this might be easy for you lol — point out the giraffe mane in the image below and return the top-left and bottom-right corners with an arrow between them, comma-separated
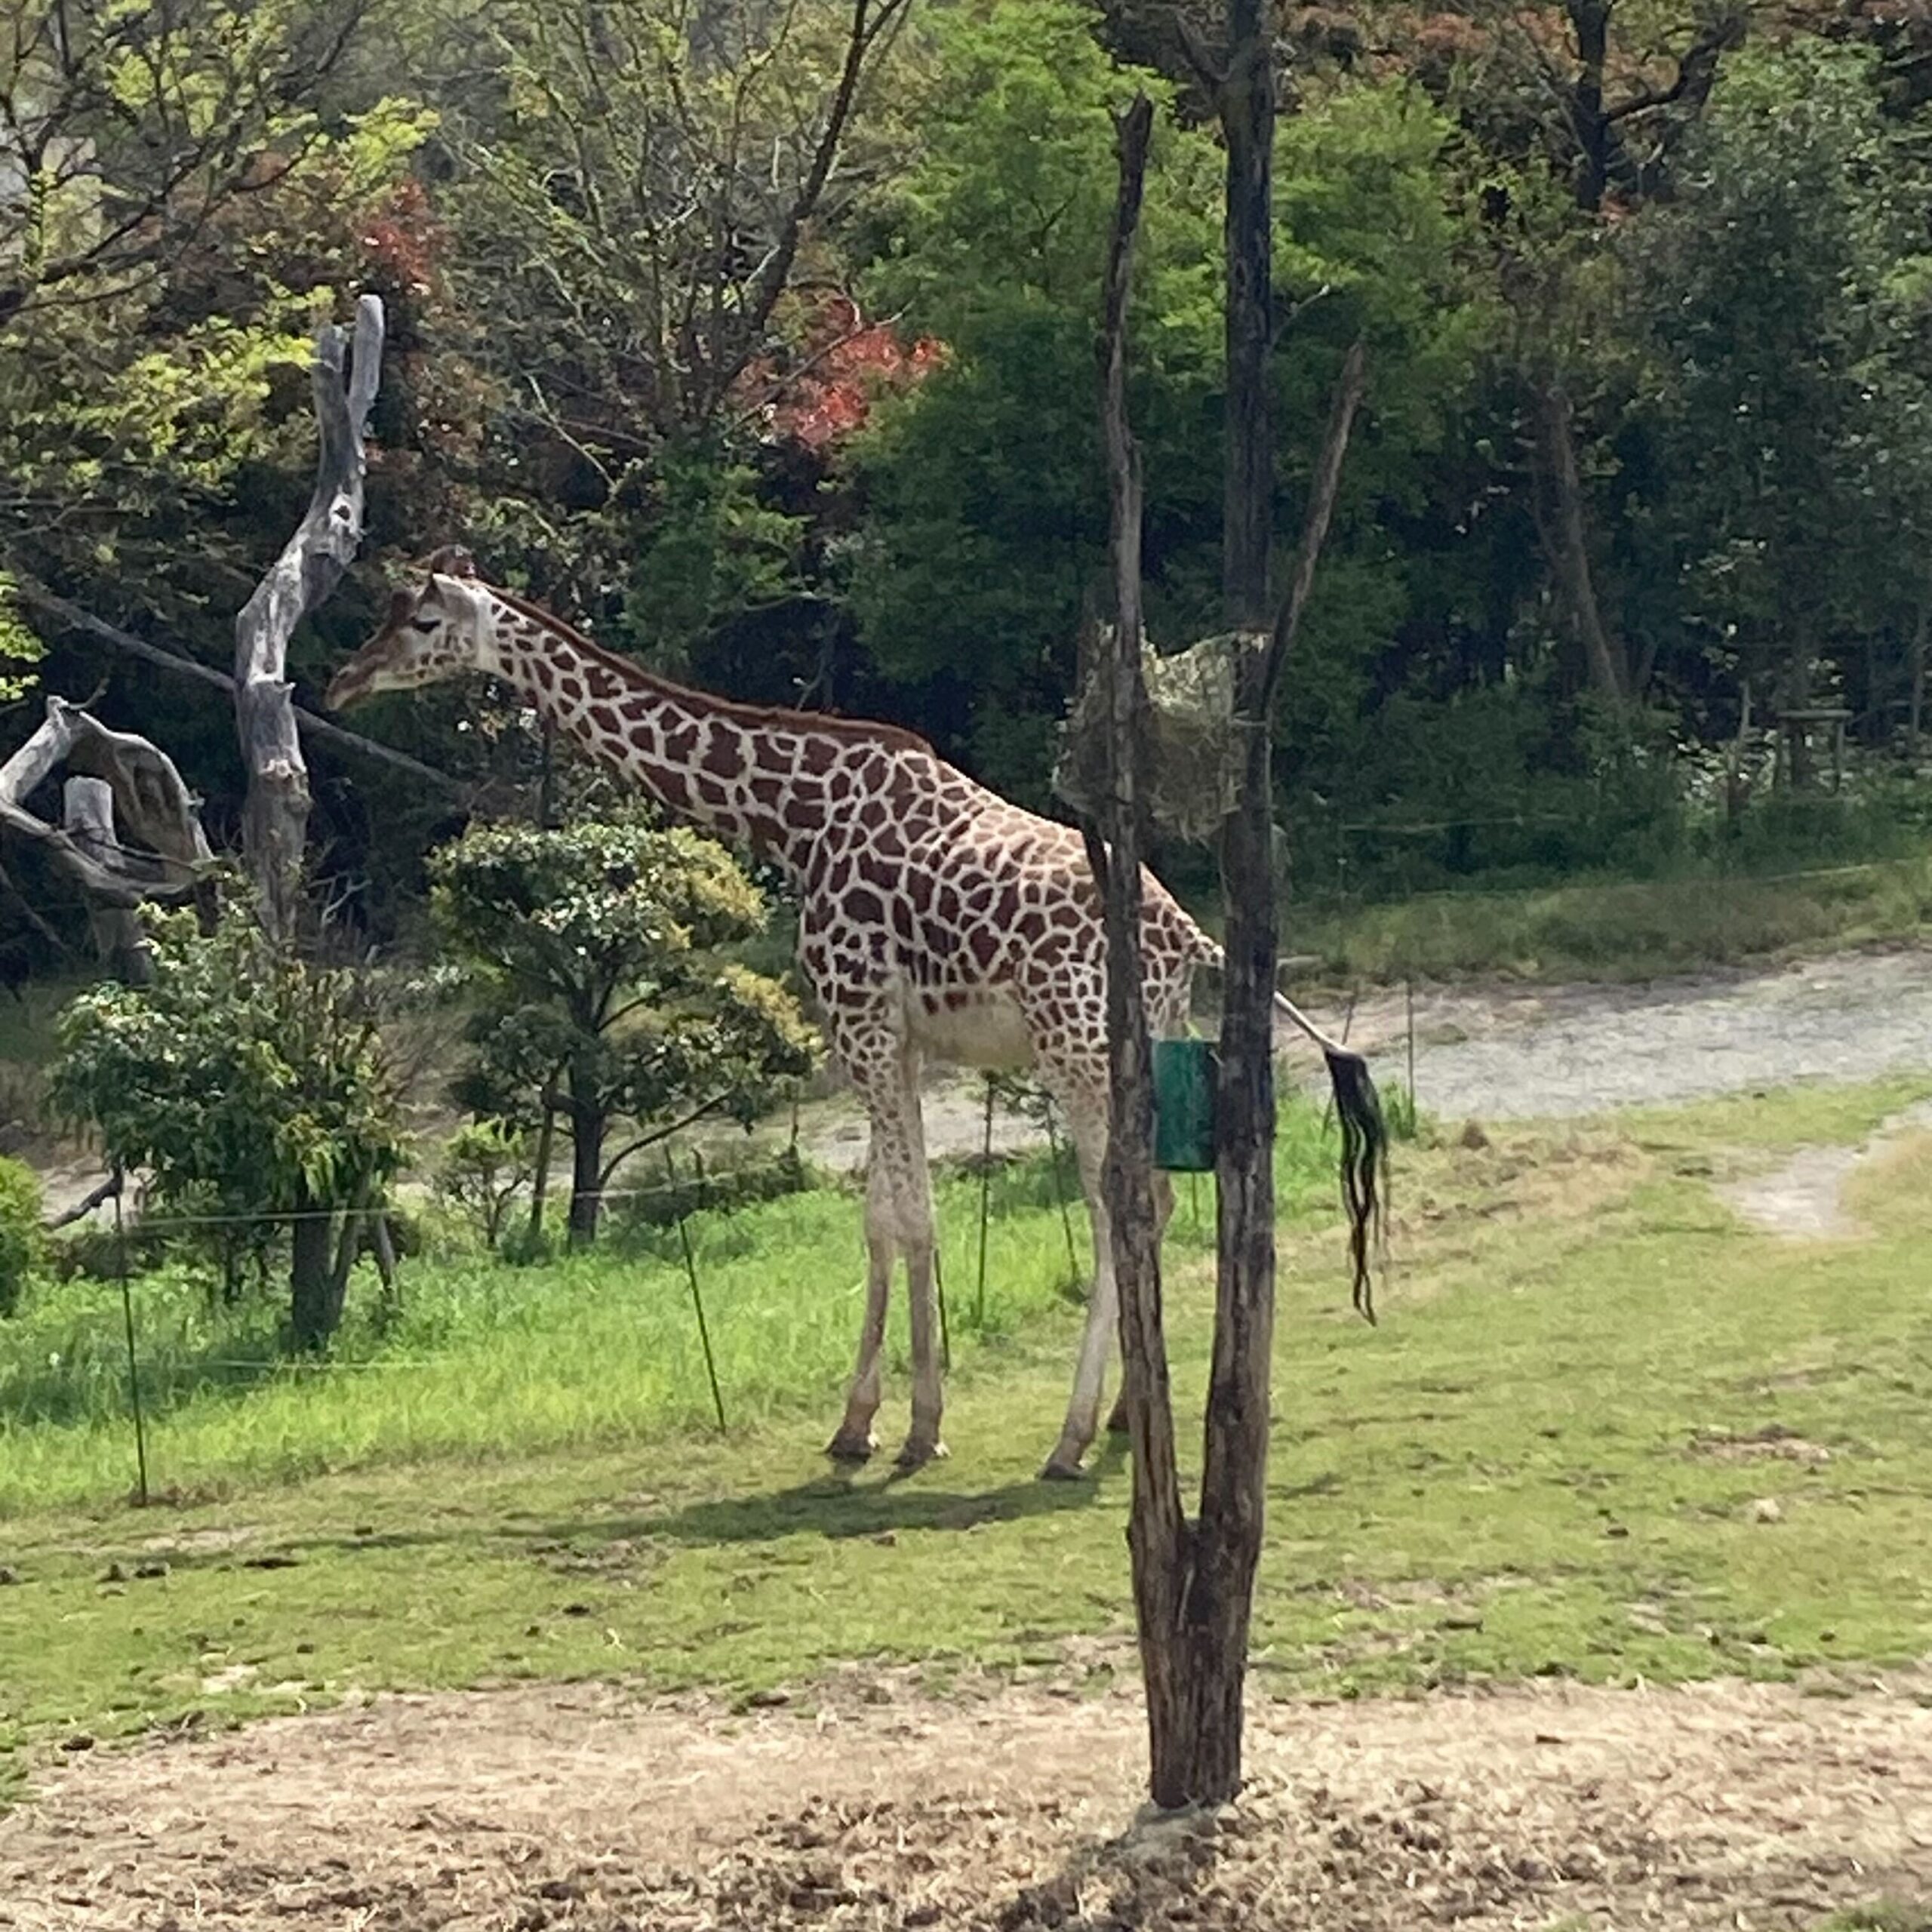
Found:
487,584 -> 938,760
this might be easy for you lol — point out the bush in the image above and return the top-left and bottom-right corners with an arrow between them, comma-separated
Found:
0,1154 -> 44,1315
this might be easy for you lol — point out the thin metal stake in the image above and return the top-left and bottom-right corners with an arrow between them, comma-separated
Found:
666,1149 -> 726,1432
114,1181 -> 149,1507
1041,1096 -> 1081,1282
1405,975 -> 1417,1112
974,1075 -> 995,1327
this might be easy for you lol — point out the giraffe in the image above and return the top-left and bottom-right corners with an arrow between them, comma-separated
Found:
326,551 -> 1386,1478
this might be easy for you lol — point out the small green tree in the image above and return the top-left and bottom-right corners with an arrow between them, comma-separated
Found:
434,1118 -> 536,1251
49,909 -> 406,1349
429,817 -> 819,1247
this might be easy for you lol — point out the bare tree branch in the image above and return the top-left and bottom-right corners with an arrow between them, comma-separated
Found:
12,575 -> 465,795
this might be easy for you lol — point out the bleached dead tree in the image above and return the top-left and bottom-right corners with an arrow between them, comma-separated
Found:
235,293 -> 385,943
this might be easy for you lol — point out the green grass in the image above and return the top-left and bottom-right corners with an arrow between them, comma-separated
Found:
1289,853 -> 1932,982
2,1080 -> 1931,1800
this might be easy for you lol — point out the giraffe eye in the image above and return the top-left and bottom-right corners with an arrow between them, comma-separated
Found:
409,617 -> 437,633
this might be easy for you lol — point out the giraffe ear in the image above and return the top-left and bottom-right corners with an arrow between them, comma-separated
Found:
421,543 -> 478,580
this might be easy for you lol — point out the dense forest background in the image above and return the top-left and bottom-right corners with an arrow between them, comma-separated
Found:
5,0 -> 1932,976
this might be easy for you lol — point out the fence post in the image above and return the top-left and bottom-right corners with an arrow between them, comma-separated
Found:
974,1075 -> 995,1327
666,1149 -> 727,1432
114,1180 -> 150,1507
1041,1094 -> 1082,1285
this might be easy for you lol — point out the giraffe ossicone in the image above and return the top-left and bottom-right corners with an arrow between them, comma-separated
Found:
328,560 -> 1387,1477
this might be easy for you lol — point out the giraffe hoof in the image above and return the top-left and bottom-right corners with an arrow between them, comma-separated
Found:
894,1436 -> 948,1471
1039,1456 -> 1088,1483
826,1429 -> 876,1464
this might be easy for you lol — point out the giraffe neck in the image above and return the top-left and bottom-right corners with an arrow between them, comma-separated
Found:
480,589 -> 934,880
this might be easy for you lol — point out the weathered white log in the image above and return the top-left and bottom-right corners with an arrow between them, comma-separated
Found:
235,293 -> 385,942
0,696 -> 212,909
65,777 -> 154,982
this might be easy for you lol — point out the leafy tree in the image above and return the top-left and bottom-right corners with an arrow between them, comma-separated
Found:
49,909 -> 406,1349
850,2 -> 1478,804
1637,43 -> 1932,735
433,1118 -> 536,1251
429,816 -> 818,1247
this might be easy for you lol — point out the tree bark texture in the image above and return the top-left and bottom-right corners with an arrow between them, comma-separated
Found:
235,294 -> 385,943
1221,0 -> 1274,635
568,1098 -> 606,1247
289,1189 -> 343,1352
0,696 -> 213,912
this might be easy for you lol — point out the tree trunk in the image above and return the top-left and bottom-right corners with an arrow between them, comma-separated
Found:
235,295 -> 384,943
1536,382 -> 1627,706
289,1192 -> 343,1350
1909,602 -> 1926,756
1568,0 -> 1612,211
528,1075 -> 561,1245
568,1100 -> 606,1247
1221,2 -> 1275,635
1087,94 -> 1196,1810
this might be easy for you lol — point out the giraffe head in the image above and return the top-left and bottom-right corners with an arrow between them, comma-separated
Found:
325,546 -> 497,711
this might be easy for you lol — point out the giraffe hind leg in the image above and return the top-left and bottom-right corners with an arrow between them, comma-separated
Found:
826,1015 -> 946,1471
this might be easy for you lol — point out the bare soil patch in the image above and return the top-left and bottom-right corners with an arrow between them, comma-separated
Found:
5,1675 -> 1930,1930
1719,1099 -> 1932,1239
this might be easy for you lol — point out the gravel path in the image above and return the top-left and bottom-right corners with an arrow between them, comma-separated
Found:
795,944 -> 1932,1171
1356,945 -> 1932,1124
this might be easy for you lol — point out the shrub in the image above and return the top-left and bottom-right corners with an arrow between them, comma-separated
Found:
0,1154 -> 43,1315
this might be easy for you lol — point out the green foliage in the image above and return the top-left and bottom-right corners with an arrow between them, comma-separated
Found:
48,912 -> 406,1309
433,1119 -> 537,1251
0,574 -> 44,707
851,2 -> 1478,801
1637,43 -> 1932,698
0,1155 -> 42,1318
429,815 -> 819,1241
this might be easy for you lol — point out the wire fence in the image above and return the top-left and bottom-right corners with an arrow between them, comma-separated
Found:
26,1079 -> 1115,1509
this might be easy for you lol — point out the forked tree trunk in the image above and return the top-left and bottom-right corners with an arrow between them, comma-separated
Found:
1084,94 -> 1193,1806
1099,5 -> 1368,1807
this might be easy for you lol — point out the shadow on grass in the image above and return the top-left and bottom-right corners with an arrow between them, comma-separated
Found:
552,1435 -> 1131,1549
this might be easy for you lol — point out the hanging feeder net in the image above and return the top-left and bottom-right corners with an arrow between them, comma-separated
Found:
1052,626 -> 1255,845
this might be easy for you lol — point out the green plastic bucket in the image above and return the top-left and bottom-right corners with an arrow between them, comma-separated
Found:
1152,1038 -> 1217,1172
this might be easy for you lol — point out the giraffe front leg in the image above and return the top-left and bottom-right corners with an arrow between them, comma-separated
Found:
1041,1089 -> 1114,1480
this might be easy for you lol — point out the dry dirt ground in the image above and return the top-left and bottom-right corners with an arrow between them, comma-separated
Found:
5,1673 -> 1932,1931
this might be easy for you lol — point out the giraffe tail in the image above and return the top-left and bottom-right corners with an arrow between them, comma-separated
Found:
1188,933 -> 1389,1324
